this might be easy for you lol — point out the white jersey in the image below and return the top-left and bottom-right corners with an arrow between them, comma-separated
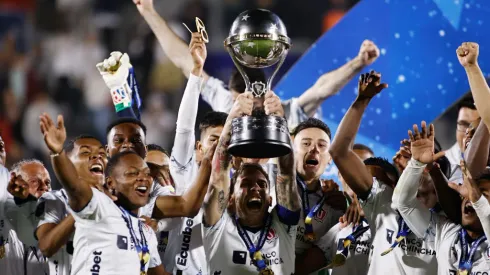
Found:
201,76 -> 322,130
37,189 -> 72,275
295,184 -> 344,255
69,188 -> 161,275
361,179 -> 437,275
317,223 -> 372,275
203,208 -> 297,275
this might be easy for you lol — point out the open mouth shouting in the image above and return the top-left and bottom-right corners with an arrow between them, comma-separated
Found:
304,154 -> 320,171
89,162 -> 104,176
463,201 -> 476,216
246,196 -> 263,211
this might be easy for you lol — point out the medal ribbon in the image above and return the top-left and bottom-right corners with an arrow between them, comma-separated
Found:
297,176 -> 325,241
120,207 -> 150,274
458,229 -> 487,274
381,214 -> 412,256
337,218 -> 370,259
234,214 -> 273,272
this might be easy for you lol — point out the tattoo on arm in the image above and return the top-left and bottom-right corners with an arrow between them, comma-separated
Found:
218,190 -> 226,213
276,173 -> 301,212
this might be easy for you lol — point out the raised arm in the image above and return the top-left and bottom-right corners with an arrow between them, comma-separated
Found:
464,120 -> 490,178
298,40 -> 379,116
171,32 -> 206,175
457,42 -> 490,127
392,122 -> 445,238
202,92 -> 254,226
329,71 -> 388,199
133,0 -> 208,81
428,165 -> 462,224
152,141 -> 216,219
40,114 -> 93,211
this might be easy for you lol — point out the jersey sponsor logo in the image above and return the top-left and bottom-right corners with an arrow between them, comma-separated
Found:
386,229 -> 394,244
337,238 -> 372,255
314,209 -> 326,222
450,271 -> 489,275
232,250 -> 248,265
266,228 -> 278,243
90,250 -> 103,274
249,251 -> 284,266
176,218 -> 194,268
117,235 -> 129,250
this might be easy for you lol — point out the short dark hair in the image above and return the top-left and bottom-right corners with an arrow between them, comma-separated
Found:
457,94 -> 476,112
64,135 -> 100,155
105,151 -> 141,177
291,118 -> 332,140
228,67 -> 267,93
199,111 -> 228,134
353,144 -> 374,155
230,163 -> 270,194
147,144 -> 169,157
364,157 -> 400,182
106,118 -> 147,136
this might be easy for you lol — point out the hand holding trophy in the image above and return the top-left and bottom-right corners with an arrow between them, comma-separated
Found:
224,9 -> 291,158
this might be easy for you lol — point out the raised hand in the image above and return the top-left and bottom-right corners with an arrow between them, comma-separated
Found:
7,173 -> 30,199
449,160 -> 482,203
228,92 -> 254,120
264,90 -> 284,117
357,40 -> 380,66
189,33 -> 207,76
408,121 -> 445,165
456,42 -> 479,68
357,70 -> 388,100
40,113 -> 66,154
132,0 -> 154,14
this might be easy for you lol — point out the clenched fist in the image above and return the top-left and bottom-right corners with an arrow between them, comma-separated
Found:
457,42 -> 479,68
228,92 -> 254,120
358,40 -> 380,66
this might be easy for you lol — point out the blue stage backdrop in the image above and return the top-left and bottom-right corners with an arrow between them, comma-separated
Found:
274,0 -> 490,181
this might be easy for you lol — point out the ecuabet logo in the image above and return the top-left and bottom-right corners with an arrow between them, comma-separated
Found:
266,228 -> 278,243
314,209 -> 327,222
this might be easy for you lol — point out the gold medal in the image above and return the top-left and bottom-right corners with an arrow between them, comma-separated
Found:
305,232 -> 316,241
342,239 -> 352,248
380,247 -> 394,256
326,253 -> 347,268
140,272 -> 146,275
0,245 -> 5,259
458,270 -> 468,275
259,267 -> 274,275
253,251 -> 263,261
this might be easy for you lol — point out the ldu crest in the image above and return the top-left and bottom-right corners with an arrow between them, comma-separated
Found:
251,81 -> 266,97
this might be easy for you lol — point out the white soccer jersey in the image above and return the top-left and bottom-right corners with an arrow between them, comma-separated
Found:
69,188 -> 161,275
317,223 -> 372,275
203,208 -> 297,275
361,179 -> 437,275
37,189 -> 72,275
295,184 -> 344,255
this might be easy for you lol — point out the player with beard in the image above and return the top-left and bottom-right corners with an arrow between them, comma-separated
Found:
329,70 -> 438,275
202,91 -> 301,274
40,112 -> 217,274
33,135 -> 107,275
131,0 -> 380,130
5,159 -> 51,275
394,121 -> 490,274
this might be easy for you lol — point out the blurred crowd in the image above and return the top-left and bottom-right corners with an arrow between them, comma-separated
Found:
0,0 -> 358,171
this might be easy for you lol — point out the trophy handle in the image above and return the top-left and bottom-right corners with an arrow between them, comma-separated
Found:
225,44 -> 289,98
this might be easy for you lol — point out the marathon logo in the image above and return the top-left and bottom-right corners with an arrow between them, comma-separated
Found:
248,251 -> 284,267
337,238 -> 372,255
176,218 -> 194,267
90,250 -> 103,274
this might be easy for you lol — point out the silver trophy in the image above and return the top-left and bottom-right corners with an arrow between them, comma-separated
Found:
224,9 -> 291,158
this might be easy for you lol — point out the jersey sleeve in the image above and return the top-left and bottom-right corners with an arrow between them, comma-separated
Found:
359,178 -> 394,228
4,197 -> 39,246
147,227 -> 162,268
472,195 -> 490,240
202,211 -> 230,255
200,76 -> 233,113
37,192 -> 66,227
316,223 -> 341,263
69,188 -> 115,223
281,97 -> 322,130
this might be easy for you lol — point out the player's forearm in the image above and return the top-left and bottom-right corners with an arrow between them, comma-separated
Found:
329,99 -> 373,197
140,9 -> 197,79
171,74 -> 202,167
428,166 -> 462,224
275,172 -> 301,213
37,216 -> 75,258
464,121 -> 490,177
472,195 -> 490,239
298,57 -> 364,116
179,158 -> 212,217
465,65 -> 490,127
51,152 -> 93,211
392,159 -> 431,238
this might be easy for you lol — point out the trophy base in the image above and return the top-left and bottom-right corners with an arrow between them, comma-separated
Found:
228,115 -> 292,158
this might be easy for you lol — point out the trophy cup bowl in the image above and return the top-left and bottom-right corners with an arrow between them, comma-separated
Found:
224,9 -> 292,158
